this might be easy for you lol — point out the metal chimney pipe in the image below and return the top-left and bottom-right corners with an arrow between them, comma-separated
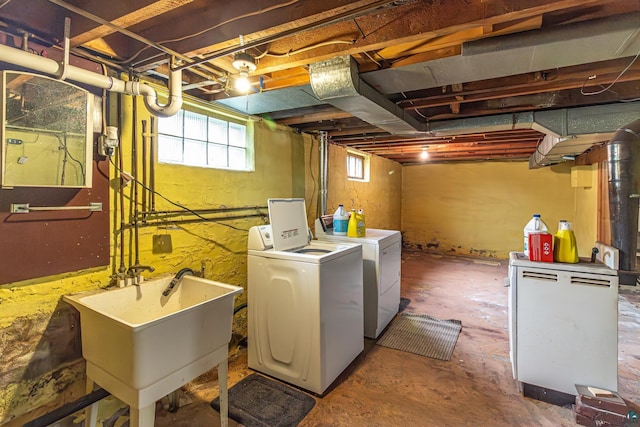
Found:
607,119 -> 640,275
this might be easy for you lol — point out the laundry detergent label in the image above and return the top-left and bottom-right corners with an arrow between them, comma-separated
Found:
333,219 -> 348,234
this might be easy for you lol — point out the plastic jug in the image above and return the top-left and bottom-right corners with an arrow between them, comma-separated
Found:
356,209 -> 366,237
333,205 -> 349,236
347,209 -> 358,237
554,220 -> 579,263
523,214 -> 549,257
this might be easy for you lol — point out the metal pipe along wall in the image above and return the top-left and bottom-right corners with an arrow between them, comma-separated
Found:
0,43 -> 182,117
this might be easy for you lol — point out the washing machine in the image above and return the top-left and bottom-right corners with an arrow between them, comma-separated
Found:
247,198 -> 364,395
315,217 -> 401,339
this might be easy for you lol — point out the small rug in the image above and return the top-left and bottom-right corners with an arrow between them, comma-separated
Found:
376,313 -> 462,361
211,373 -> 316,427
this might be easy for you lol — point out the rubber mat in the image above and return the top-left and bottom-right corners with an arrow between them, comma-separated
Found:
376,313 -> 462,361
211,373 -> 316,427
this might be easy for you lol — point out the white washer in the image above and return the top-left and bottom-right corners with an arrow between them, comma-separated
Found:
315,218 -> 401,339
247,198 -> 364,395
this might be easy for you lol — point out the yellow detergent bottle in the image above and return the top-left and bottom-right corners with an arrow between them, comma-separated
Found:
554,220 -> 579,263
356,209 -> 366,237
347,209 -> 358,237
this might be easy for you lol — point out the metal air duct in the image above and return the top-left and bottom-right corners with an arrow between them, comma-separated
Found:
363,12 -> 640,94
607,119 -> 640,278
309,56 -> 425,135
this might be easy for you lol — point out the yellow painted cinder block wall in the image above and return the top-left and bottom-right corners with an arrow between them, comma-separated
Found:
572,163 -> 599,256
401,161 -> 597,259
322,144 -> 402,233
0,93 -> 310,425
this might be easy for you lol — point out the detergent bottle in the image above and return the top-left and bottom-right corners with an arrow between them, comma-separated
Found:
333,205 -> 349,236
554,220 -> 579,263
356,209 -> 366,237
523,214 -> 549,257
347,209 -> 358,237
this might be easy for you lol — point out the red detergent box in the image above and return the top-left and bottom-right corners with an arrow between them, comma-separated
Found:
528,232 -> 553,262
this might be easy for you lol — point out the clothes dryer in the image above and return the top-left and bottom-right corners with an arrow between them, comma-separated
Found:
247,198 -> 363,394
315,217 -> 401,338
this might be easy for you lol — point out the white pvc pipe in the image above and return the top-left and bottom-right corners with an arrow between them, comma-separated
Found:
0,43 -> 182,117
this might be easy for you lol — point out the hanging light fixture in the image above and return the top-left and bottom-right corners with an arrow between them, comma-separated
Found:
420,147 -> 429,160
232,52 -> 256,93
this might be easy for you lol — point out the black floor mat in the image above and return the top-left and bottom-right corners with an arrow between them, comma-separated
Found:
211,373 -> 316,427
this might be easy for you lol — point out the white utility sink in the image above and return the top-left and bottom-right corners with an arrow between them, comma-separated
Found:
64,275 -> 243,427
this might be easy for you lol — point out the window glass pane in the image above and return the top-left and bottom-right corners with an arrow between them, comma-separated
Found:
208,118 -> 228,144
184,111 -> 207,140
229,146 -> 246,169
158,135 -> 183,162
208,143 -> 228,167
229,122 -> 246,147
184,139 -> 207,166
347,154 -> 364,179
157,107 -> 251,171
158,110 -> 183,136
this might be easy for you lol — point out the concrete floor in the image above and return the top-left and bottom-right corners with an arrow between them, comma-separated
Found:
148,251 -> 640,427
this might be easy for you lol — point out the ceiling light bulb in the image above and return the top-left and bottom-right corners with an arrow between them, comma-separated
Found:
235,70 -> 251,93
420,149 -> 429,160
232,52 -> 257,93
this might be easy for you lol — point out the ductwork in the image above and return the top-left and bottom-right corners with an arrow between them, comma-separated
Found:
362,12 -> 640,94
220,12 -> 640,164
421,102 -> 640,168
309,56 -> 425,135
607,119 -> 640,274
528,103 -> 640,168
0,43 -> 182,117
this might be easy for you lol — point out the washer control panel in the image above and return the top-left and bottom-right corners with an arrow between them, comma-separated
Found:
248,225 -> 274,250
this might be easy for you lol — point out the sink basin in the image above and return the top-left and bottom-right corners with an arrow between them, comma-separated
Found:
64,275 -> 243,426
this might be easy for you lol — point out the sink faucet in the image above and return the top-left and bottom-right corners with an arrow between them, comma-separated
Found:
127,264 -> 155,285
163,268 -> 195,296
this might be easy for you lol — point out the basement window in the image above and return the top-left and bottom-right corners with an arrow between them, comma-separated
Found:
157,105 -> 253,171
347,151 -> 369,182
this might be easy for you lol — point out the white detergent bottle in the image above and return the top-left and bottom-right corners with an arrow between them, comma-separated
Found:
333,205 -> 349,235
523,214 -> 549,257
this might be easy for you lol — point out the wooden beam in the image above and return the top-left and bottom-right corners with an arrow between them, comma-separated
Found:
241,0 -> 615,75
376,27 -> 485,60
124,0 -> 393,65
70,0 -> 197,47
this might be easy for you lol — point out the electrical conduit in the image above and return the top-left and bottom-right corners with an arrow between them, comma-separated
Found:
0,43 -> 182,117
